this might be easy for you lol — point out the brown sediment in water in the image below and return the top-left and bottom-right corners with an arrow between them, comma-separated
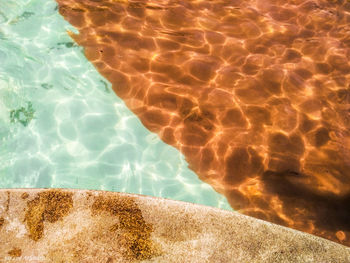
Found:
24,190 -> 73,241
55,0 -> 350,246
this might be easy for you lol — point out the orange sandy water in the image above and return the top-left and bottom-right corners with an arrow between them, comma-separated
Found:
56,0 -> 350,246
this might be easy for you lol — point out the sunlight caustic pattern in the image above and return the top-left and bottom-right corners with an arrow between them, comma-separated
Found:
0,0 -> 230,210
55,0 -> 350,246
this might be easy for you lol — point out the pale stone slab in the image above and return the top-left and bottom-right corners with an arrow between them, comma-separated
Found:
0,188 -> 349,262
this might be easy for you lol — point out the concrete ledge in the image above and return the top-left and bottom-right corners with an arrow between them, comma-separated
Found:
0,188 -> 349,262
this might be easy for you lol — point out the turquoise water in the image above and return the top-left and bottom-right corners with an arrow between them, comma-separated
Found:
0,0 -> 230,209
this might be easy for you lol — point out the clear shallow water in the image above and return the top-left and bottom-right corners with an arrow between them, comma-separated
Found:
0,0 -> 230,209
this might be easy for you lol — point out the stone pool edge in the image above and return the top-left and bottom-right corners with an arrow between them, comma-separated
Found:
0,188 -> 349,262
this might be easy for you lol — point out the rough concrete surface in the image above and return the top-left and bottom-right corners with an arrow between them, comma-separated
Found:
0,188 -> 349,262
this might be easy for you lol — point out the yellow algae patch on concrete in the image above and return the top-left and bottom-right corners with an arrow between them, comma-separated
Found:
24,190 -> 73,241
91,195 -> 161,261
0,217 -> 4,229
7,247 -> 22,258
21,192 -> 29,200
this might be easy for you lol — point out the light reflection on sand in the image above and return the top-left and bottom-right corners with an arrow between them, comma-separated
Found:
56,0 -> 350,245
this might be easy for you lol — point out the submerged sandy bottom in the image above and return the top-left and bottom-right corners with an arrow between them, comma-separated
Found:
55,0 -> 350,246
0,188 -> 350,262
